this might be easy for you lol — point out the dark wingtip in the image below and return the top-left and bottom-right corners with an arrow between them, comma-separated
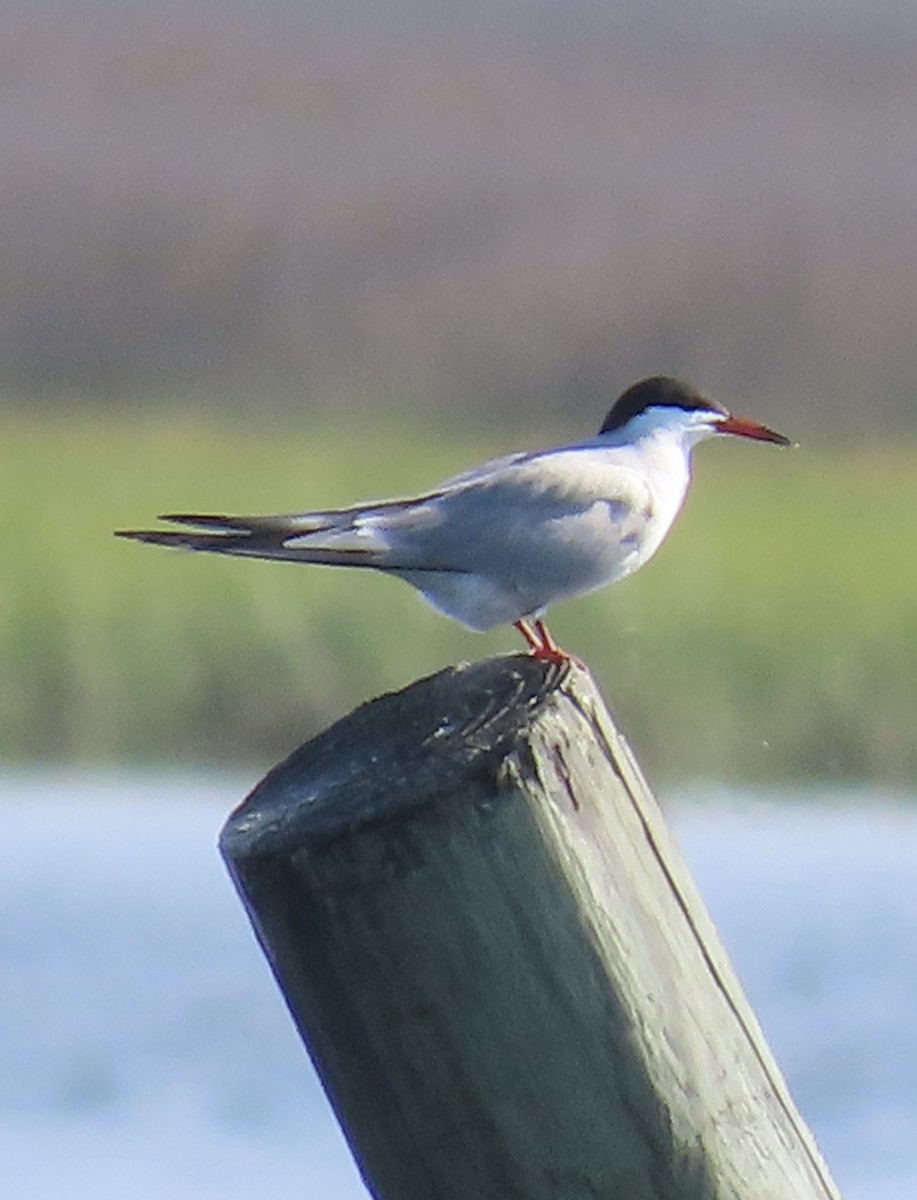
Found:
157,513 -> 234,528
115,513 -> 244,541
114,528 -> 176,545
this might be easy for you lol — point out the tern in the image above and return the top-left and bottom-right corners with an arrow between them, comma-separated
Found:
116,376 -> 790,660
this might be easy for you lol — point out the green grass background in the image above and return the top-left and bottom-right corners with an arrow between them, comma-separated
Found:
3,408 -> 913,784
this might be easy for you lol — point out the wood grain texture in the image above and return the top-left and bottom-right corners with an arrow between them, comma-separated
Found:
221,656 -> 841,1200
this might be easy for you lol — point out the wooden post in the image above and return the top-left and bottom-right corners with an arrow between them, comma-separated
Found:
220,656 -> 841,1200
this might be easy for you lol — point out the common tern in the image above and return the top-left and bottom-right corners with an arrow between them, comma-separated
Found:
117,376 -> 790,660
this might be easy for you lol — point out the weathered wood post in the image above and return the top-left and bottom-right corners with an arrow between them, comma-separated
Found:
220,655 -> 841,1200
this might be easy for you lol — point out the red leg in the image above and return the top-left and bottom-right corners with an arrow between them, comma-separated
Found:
532,619 -> 572,663
513,618 -> 572,663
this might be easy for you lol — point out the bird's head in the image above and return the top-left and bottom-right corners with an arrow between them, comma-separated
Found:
599,376 -> 791,448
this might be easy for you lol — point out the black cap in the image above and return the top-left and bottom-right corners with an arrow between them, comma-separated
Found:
599,376 -> 726,435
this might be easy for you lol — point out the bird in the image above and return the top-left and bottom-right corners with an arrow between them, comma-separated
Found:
116,376 -> 791,661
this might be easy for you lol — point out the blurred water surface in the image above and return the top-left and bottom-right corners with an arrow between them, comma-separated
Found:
1,772 -> 914,1199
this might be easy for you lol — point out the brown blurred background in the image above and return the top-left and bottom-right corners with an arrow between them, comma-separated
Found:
3,0 -> 917,436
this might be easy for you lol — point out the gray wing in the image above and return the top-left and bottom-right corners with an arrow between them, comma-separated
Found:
115,446 -> 653,594
113,448 -> 537,567
114,501 -> 455,569
380,448 -> 654,594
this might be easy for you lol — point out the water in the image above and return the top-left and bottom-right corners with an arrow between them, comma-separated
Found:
1,772 -> 914,1199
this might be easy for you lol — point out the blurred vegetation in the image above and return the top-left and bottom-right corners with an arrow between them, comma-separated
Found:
3,406 -> 913,784
3,3 -> 915,785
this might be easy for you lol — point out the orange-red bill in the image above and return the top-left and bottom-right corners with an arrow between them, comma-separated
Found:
718,414 -> 791,446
